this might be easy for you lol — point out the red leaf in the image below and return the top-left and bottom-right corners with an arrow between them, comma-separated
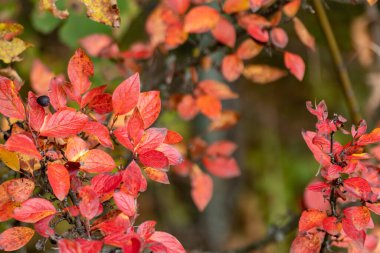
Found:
91,173 -> 122,196
164,130 -> 183,144
290,234 -> 322,253
284,51 -> 305,81
207,140 -> 237,157
34,215 -> 55,238
166,0 -> 190,14
79,186 -> 100,220
0,227 -> 34,252
139,150 -> 169,169
343,177 -> 372,200
184,6 -> 220,33
68,48 -> 94,96
66,136 -> 89,162
0,76 -> 25,120
27,92 -> 45,131
343,206 -> 371,231
293,17 -> 315,51
177,95 -> 199,120
147,231 -> 186,253
47,163 -> 70,201
81,85 -> 107,108
270,27 -> 288,48
298,209 -> 327,233
145,167 -> 170,184
80,34 -> 117,58
196,95 -> 222,120
30,59 -> 54,95
80,149 -> 116,173
137,91 -> 161,129
221,54 -> 244,82
76,239 -> 103,253
137,128 -> 167,154
307,181 -> 329,192
113,190 -> 136,216
191,167 -> 213,211
211,17 -> 236,48
156,143 -> 183,165
342,217 -> 366,245
48,76 -> 67,110
322,216 -> 342,236
203,156 -> 240,178
302,131 -> 330,167
13,198 -> 56,223
236,39 -> 263,60
5,134 -> 42,159
197,80 -> 238,100
89,94 -> 113,114
122,161 -> 146,197
6,178 -> 35,203
83,121 -> 113,149
247,24 -> 269,43
114,109 -> 144,151
357,128 -> 380,146
40,109 -> 88,138
112,73 -> 140,115
137,220 -> 156,240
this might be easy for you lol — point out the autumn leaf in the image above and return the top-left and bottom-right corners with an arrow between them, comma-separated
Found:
83,121 -> 113,149
290,234 -> 322,253
184,6 -> 220,33
39,0 -> 69,19
191,166 -> 213,211
196,95 -> 222,120
221,54 -> 244,82
30,59 -> 54,95
34,215 -> 55,238
113,190 -> 136,217
78,186 -> 100,220
68,48 -> 94,96
293,17 -> 315,51
243,65 -> 287,84
223,0 -> 249,14
342,217 -> 366,245
27,92 -> 45,131
209,110 -> 240,131
0,146 -> 20,171
211,17 -> 236,48
112,73 -> 140,115
122,161 -> 147,197
270,27 -> 288,48
80,0 -> 121,28
343,177 -> 372,200
343,206 -> 371,231
5,134 -> 42,160
139,150 -> 169,169
6,178 -> 35,203
80,149 -> 116,173
147,232 -> 186,253
47,163 -> 70,201
323,216 -> 342,236
66,136 -> 89,162
144,167 -> 170,184
0,76 -> 26,120
236,39 -> 263,60
164,130 -> 183,144
0,37 -> 31,64
298,209 -> 327,232
91,173 -> 122,196
166,0 -> 190,14
137,91 -> 161,129
0,227 -> 34,251
247,24 -> 269,43
13,198 -> 56,223
48,76 -> 68,110
40,109 -> 88,138
357,128 -> 380,146
283,0 -> 301,17
80,34 -> 117,58
0,23 -> 23,40
284,51 -> 305,81
177,95 -> 199,120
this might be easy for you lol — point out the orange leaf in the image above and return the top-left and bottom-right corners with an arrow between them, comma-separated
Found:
177,95 -> 199,120
236,38 -> 263,60
13,198 -> 56,223
197,80 -> 238,100
0,76 -> 25,120
40,109 -> 88,138
166,0 -> 190,14
293,17 -> 315,51
322,216 -> 342,236
6,178 -> 35,203
47,163 -> 70,201
66,136 -> 89,162
211,17 -> 236,48
298,209 -> 327,232
164,130 -> 183,144
270,27 -> 288,48
243,65 -> 287,84
68,48 -> 94,96
0,202 -> 17,222
290,234 -> 322,253
223,0 -> 249,14
0,227 -> 34,251
343,206 -> 371,231
30,59 -> 54,95
196,95 -> 221,120
191,166 -> 213,211
80,149 -> 116,173
209,110 -> 240,131
113,190 -> 136,216
221,54 -> 244,82
283,0 -> 301,17
284,51 -> 305,81
184,6 -> 220,33
137,91 -> 161,129
342,217 -> 366,245
357,128 -> 380,146
145,167 -> 170,184
112,73 -> 140,115
5,134 -> 42,160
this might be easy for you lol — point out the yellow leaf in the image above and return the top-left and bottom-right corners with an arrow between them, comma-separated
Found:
80,0 -> 121,28
0,38 -> 32,64
243,65 -> 287,84
17,153 -> 40,174
0,146 -> 20,172
39,0 -> 69,19
0,23 -> 23,40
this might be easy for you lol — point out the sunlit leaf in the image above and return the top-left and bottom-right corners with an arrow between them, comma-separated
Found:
0,227 -> 34,251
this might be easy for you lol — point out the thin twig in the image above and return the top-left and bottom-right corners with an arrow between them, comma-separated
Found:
313,0 -> 362,124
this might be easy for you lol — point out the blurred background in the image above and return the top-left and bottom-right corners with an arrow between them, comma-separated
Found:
1,0 -> 380,252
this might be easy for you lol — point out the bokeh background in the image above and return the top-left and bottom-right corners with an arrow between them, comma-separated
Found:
1,0 -> 380,252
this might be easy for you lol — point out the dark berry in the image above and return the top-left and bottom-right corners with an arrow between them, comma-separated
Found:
36,95 -> 50,107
